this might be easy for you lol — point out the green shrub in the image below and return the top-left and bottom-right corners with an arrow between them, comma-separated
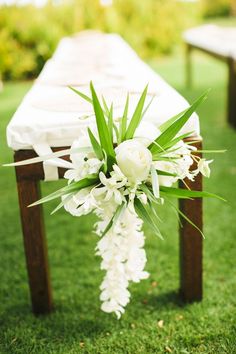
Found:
0,5 -> 64,80
104,0 -> 185,57
0,1 -> 198,81
200,0 -> 232,18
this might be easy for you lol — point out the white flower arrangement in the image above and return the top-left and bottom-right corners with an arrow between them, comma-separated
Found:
6,83 -> 225,318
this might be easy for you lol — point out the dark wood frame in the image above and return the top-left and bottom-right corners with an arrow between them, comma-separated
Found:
185,42 -> 236,129
14,138 -> 203,315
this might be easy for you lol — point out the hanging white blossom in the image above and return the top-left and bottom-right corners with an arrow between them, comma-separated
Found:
10,84 -> 223,318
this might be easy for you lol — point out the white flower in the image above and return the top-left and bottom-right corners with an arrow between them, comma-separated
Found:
94,165 -> 127,205
197,159 -> 213,178
137,192 -> 148,205
96,205 -> 149,319
115,139 -> 152,184
63,187 -> 97,216
70,135 -> 94,168
64,129 -> 103,183
153,141 -> 195,186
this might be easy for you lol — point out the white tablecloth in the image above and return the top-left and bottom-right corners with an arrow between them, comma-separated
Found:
7,31 -> 199,152
183,24 -> 236,59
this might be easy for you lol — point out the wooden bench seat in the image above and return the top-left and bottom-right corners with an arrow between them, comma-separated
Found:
183,24 -> 236,128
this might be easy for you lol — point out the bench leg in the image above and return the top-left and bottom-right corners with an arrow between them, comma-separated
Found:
186,43 -> 193,89
228,58 -> 236,129
15,174 -> 53,314
179,139 -> 203,302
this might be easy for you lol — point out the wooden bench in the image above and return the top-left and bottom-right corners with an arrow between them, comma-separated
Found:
7,31 -> 203,314
183,24 -> 236,128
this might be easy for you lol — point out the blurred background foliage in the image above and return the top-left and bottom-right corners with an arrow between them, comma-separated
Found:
201,0 -> 235,18
0,0 -> 235,81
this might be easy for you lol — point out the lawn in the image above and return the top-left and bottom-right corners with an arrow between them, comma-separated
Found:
0,52 -> 235,354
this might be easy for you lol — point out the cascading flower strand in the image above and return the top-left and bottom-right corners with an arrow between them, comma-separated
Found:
5,83 -> 225,318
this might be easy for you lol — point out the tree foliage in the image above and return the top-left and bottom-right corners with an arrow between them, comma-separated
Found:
0,0 -> 195,80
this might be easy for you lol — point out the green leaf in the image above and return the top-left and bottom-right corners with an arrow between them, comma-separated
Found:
178,205 -> 205,238
167,199 -> 205,238
125,85 -> 148,139
195,149 -> 227,153
149,90 -> 210,154
119,93 -> 129,142
29,176 -> 99,207
156,170 -> 178,177
87,127 -> 103,160
160,186 -> 226,201
69,86 -> 111,120
29,188 -> 68,207
151,131 -> 194,160
50,193 -> 74,215
141,94 -> 155,119
107,156 -> 116,172
139,184 -> 158,204
158,107 -> 188,133
101,202 -> 126,237
102,95 -> 110,117
152,156 -> 179,163
163,131 -> 195,151
113,122 -> 120,143
148,200 -> 163,224
90,82 -> 115,161
150,165 -> 159,198
87,173 -> 99,180
3,147 -> 93,167
108,103 -> 113,141
100,150 -> 116,175
101,149 -> 108,174
134,198 -> 163,239
68,86 -> 92,104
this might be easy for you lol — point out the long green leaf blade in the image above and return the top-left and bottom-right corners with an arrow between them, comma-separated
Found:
167,199 -> 205,238
119,93 -> 129,142
151,165 -> 160,198
160,186 -> 226,201
134,198 -> 163,239
113,122 -> 120,143
195,149 -> 227,153
50,193 -> 74,215
3,147 -> 92,167
141,94 -> 155,119
125,85 -> 148,139
156,170 -> 178,177
139,184 -> 158,204
148,200 -> 163,223
158,107 -> 188,133
178,206 -> 205,238
102,95 -> 110,117
87,128 -> 103,160
162,131 -> 195,151
108,103 -> 113,141
90,82 -> 115,159
149,90 -> 210,154
101,202 -> 126,237
68,86 -> 92,104
151,132 -> 195,160
29,176 -> 99,207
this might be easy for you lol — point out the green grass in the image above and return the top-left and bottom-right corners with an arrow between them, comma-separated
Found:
204,16 -> 236,27
0,51 -> 236,354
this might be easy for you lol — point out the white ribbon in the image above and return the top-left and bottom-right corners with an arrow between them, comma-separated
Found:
33,143 -> 73,181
